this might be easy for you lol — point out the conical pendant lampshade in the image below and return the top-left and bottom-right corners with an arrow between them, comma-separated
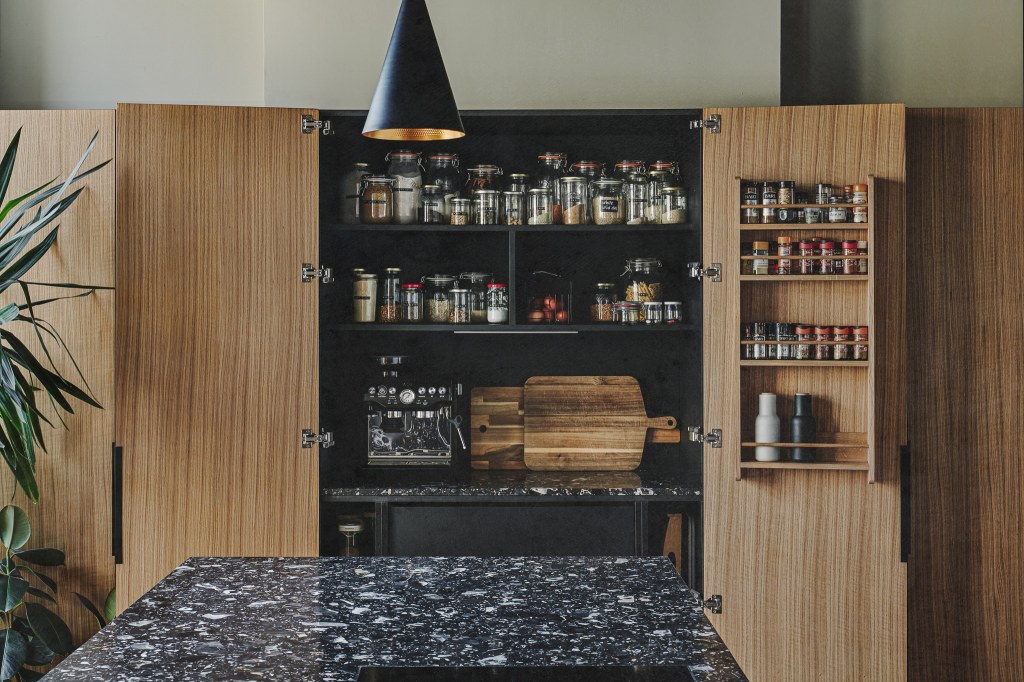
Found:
362,0 -> 465,141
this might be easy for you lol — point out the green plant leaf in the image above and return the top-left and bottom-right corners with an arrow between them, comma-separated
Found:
23,631 -> 54,667
0,159 -> 108,241
24,586 -> 56,605
13,548 -> 65,567
0,175 -> 56,225
74,592 -> 107,629
0,505 -> 31,549
0,225 -> 62,292
0,574 -> 29,611
104,588 -> 116,623
14,566 -> 55,594
0,303 -> 18,326
0,128 -> 22,209
0,627 -> 28,681
24,602 -> 72,655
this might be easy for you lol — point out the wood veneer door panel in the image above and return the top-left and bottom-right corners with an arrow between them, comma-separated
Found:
0,110 -> 115,645
907,107 -> 1024,681
115,104 -> 319,610
702,105 -> 906,680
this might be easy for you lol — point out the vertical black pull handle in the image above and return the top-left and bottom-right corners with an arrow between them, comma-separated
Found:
112,443 -> 123,565
900,443 -> 910,563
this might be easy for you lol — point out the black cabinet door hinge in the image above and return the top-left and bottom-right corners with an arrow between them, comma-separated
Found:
702,594 -> 722,614
900,442 -> 910,563
112,443 -> 123,565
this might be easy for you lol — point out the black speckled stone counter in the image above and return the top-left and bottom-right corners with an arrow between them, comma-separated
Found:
323,471 -> 701,500
49,556 -> 743,681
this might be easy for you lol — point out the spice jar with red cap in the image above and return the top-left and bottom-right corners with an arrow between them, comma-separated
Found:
842,240 -> 860,274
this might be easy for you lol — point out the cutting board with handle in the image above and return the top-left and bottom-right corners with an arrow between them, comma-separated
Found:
523,376 -> 677,471
471,385 -> 679,470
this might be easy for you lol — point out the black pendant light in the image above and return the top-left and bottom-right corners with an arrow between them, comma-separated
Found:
362,0 -> 465,141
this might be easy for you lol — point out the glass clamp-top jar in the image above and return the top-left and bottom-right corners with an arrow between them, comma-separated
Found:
534,152 -> 568,222
571,161 -> 603,222
502,191 -> 525,226
400,283 -> 423,323
460,272 -> 493,324
423,274 -> 456,323
612,301 -> 641,325
359,176 -> 395,224
449,288 -> 471,324
386,150 -> 423,225
622,257 -> 663,321
379,267 -> 402,323
465,164 -> 503,198
419,184 -> 446,224
590,282 -> 618,322
646,170 -> 670,223
352,272 -> 378,323
472,190 -> 500,225
591,179 -> 625,225
341,162 -> 371,225
423,152 -> 461,221
486,283 -> 509,324
558,176 -> 588,224
659,186 -> 688,224
527,188 -> 554,225
612,160 -> 646,180
649,160 -> 681,184
624,173 -> 649,225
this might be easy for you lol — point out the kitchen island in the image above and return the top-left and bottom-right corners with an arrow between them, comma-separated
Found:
49,556 -> 744,681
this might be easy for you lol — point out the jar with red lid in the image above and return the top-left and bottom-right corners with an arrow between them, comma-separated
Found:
799,240 -> 817,275
842,240 -> 860,274
833,325 -> 852,360
795,324 -> 814,360
777,236 -> 793,274
612,160 -> 646,180
819,240 -> 836,274
858,241 -> 869,274
854,326 -> 869,360
814,325 -> 833,360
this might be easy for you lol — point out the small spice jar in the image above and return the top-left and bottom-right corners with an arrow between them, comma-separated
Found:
804,206 -> 823,224
450,198 -> 471,226
741,322 -> 753,359
612,301 -> 640,326
659,187 -> 688,224
359,176 -> 395,224
591,179 -> 625,225
828,196 -> 849,223
590,282 -> 617,323
777,236 -> 794,274
851,183 -> 868,204
352,273 -> 378,323
486,283 -> 509,324
815,183 -> 832,204
761,182 -> 779,223
853,205 -> 869,224
858,241 -> 869,274
799,239 -> 817,274
527,188 -> 554,225
741,182 -> 761,224
473,190 -> 500,225
819,240 -> 836,275
424,274 -> 456,323
379,267 -> 402,324
419,184 -> 446,224
502,191 -> 525,226
833,325 -> 852,360
642,302 -> 663,325
663,301 -> 683,325
449,288 -> 471,324
795,324 -> 814,360
778,180 -> 795,205
853,326 -> 869,360
400,283 -> 423,323
814,325 -> 833,360
751,322 -> 768,359
842,240 -> 860,274
559,176 -> 588,224
752,241 -> 770,275
776,322 -> 794,360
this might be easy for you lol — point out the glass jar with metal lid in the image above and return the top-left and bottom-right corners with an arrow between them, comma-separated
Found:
419,185 -> 446,224
571,161 -> 603,222
663,302 -> 683,324
400,283 -> 423,322
459,272 -> 493,324
624,173 -> 648,225
464,164 -> 503,197
506,173 -> 530,194
645,170 -> 670,223
659,187 -> 688,224
380,267 -> 402,323
449,288 -> 471,324
502,191 -> 525,226
527,188 -> 554,225
341,162 -> 371,225
612,301 -> 641,325
450,198 -> 471,225
558,176 -> 588,224
622,257 -> 663,321
472,190 -> 500,225
648,160 -> 681,184
612,160 -> 646,180
423,274 -> 456,323
591,179 -> 625,225
534,153 -> 568,222
642,301 -> 664,325
590,282 -> 618,322
352,272 -> 378,323
385,150 -> 423,225
359,176 -> 395,224
423,152 -> 461,220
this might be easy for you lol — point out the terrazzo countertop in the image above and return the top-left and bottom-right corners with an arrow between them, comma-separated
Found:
49,556 -> 744,681
323,470 -> 702,499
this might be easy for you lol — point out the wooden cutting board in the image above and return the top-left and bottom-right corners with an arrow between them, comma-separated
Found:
523,376 -> 677,471
471,385 -> 679,470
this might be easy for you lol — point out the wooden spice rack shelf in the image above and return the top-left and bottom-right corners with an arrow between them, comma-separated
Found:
326,221 -> 696,233
733,175 -> 878,482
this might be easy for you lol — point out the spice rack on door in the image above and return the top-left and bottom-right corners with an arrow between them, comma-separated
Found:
734,175 -> 877,482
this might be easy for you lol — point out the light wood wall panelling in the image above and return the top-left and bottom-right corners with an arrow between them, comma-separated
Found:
115,104 -> 320,610
701,104 -> 906,681
0,111 -> 115,646
907,107 -> 1024,681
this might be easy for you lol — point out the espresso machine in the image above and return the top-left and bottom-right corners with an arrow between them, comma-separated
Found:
364,355 -> 464,466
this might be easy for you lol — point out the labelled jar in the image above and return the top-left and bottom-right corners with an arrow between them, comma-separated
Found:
833,325 -> 852,360
591,179 -> 625,225
842,240 -> 860,274
663,301 -> 683,325
828,196 -> 849,223
815,183 -> 832,204
742,181 -> 761,224
400,283 -> 423,323
386,150 -> 423,225
450,198 -> 471,226
590,282 -> 618,322
502,191 -> 525,226
778,180 -> 795,205
473,190 -> 501,225
795,324 -> 814,360
460,272 -> 493,324
352,273 -> 378,323
858,241 -> 869,274
819,240 -> 836,275
535,153 -> 568,221
424,152 -> 461,220
761,182 -> 779,224
359,176 -> 395,224
449,288 -> 471,324
752,241 -> 770,276
814,325 -> 833,360
424,274 -> 456,323
612,301 -> 640,326
799,239 -> 817,274
419,184 -> 446,224
854,326 -> 869,360
777,236 -> 794,275
380,267 -> 402,324
486,283 -> 509,324
851,183 -> 868,204
571,161 -> 604,223
341,162 -> 371,225
527,188 -> 554,225
660,186 -> 688,224
559,176 -> 588,224
623,257 -> 663,321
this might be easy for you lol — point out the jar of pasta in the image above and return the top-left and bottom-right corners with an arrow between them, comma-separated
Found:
622,257 -> 663,321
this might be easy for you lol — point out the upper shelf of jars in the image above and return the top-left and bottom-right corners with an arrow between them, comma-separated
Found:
337,152 -> 693,230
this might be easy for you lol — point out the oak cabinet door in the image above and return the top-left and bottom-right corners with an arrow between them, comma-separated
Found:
700,104 -> 907,680
115,104 -> 320,609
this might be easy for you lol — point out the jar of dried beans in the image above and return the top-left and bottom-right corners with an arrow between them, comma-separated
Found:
590,283 -> 617,323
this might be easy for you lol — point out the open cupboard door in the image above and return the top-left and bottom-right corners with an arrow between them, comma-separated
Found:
115,104 -> 321,610
699,105 -> 907,680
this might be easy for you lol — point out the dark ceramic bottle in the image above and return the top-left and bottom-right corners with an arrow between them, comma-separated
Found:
790,393 -> 817,462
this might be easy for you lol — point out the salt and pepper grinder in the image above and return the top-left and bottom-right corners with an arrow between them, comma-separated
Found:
790,393 -> 817,462
754,392 -> 781,461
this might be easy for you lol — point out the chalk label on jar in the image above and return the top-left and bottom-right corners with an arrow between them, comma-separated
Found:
363,199 -> 388,206
601,199 -> 620,212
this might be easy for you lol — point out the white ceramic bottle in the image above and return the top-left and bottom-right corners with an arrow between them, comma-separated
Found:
754,392 -> 782,462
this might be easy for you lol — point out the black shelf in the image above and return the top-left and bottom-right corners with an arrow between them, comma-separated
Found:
324,220 -> 695,234
330,323 -> 697,333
